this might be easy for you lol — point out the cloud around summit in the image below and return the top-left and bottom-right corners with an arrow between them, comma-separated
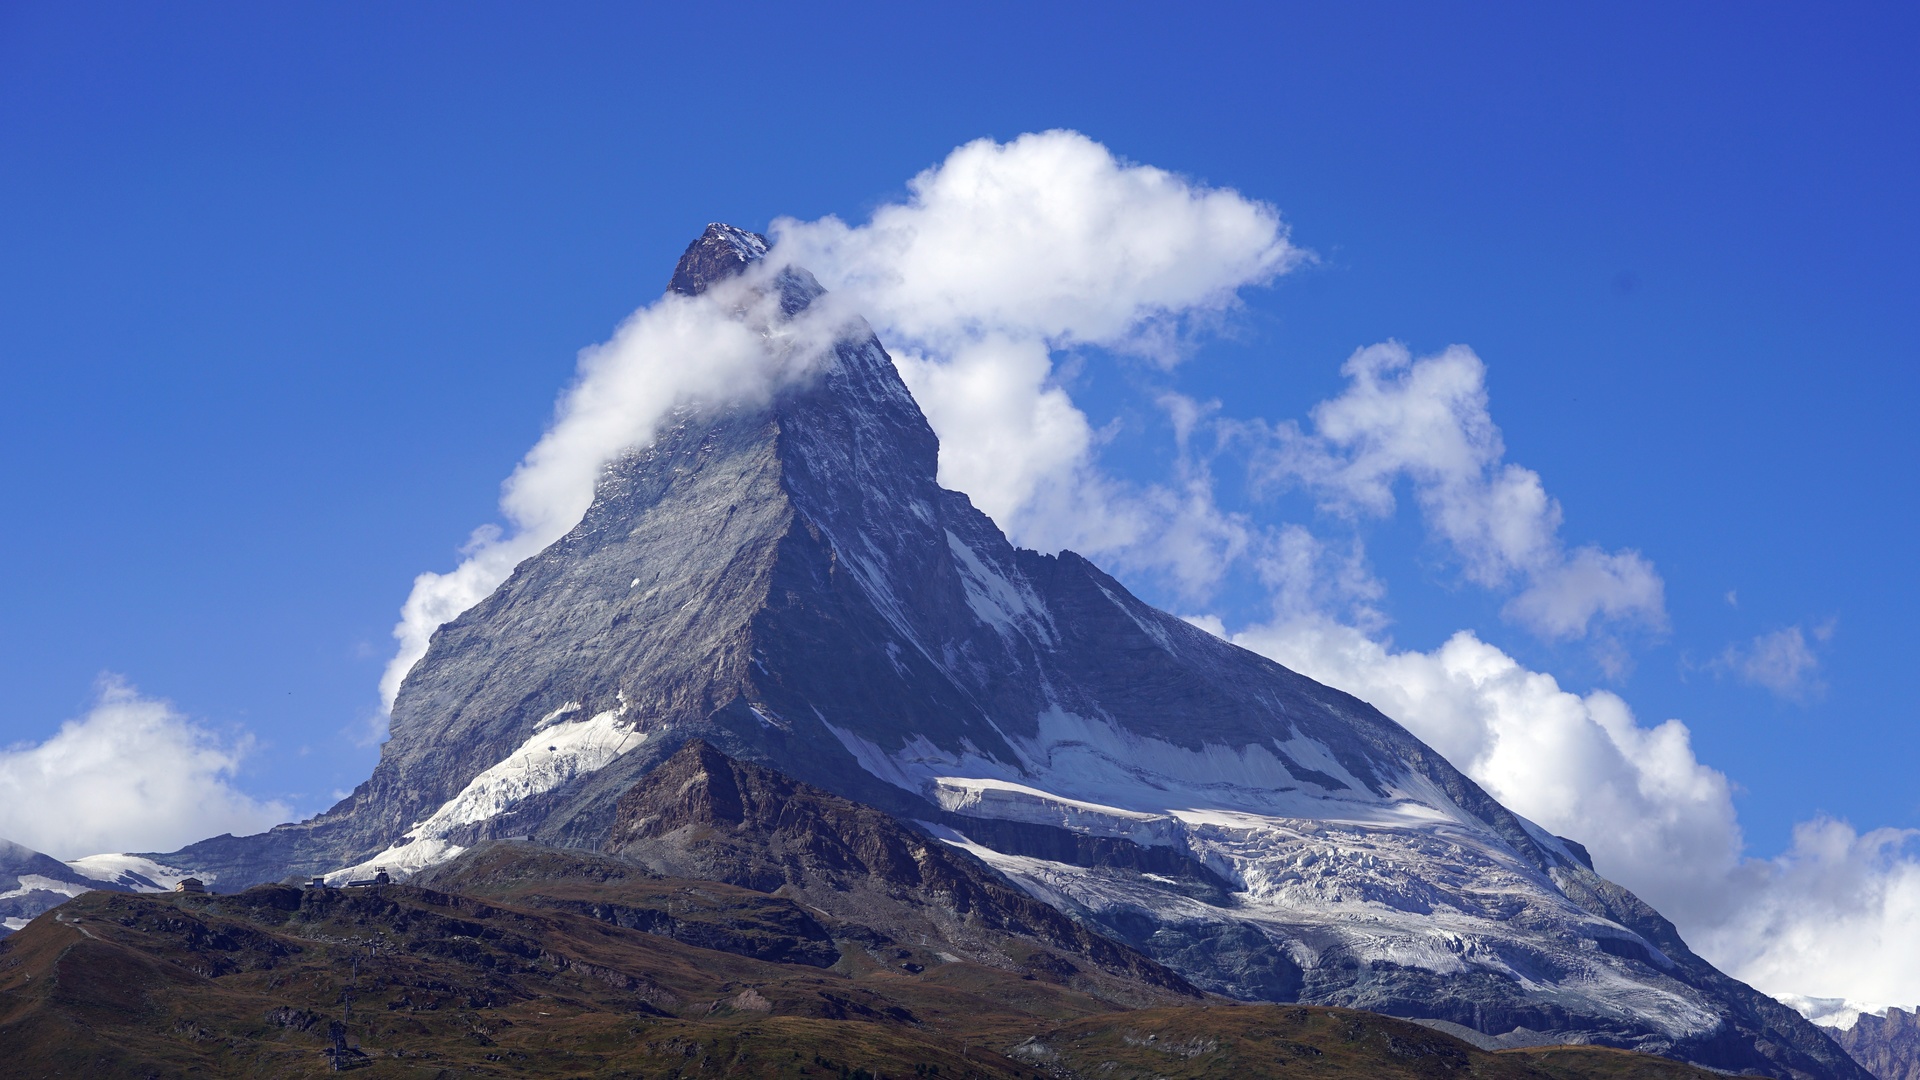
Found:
772,130 -> 1301,599
381,129 -> 1310,708
379,269 -> 846,713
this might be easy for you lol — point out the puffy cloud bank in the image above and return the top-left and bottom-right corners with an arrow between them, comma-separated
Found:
1706,818 -> 1920,1004
773,130 -> 1301,597
0,680 -> 287,860
1232,617 -> 1920,1003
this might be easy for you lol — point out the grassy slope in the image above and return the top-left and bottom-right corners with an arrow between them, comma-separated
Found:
1031,1007 -> 1733,1080
0,883 -> 1739,1080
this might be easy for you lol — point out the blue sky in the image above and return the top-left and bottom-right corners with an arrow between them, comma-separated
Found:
1,4 -> 1915,999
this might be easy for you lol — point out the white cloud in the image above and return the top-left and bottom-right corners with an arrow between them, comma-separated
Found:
0,679 -> 288,860
1233,616 -> 1920,1004
774,130 -> 1299,363
770,130 -> 1301,597
1716,625 -> 1827,701
1250,523 -> 1386,632
1706,818 -> 1920,1004
1261,341 -> 1666,641
1240,618 -> 1741,922
1504,546 -> 1667,641
380,266 -> 837,711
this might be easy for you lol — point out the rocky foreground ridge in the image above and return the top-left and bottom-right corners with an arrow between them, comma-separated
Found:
0,840 -> 1737,1079
3,225 -> 1871,1079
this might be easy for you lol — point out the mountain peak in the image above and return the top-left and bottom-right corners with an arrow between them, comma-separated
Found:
668,223 -> 770,297
128,225 -> 1871,1080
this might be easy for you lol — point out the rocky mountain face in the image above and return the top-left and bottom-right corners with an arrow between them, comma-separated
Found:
0,839 -> 121,936
605,739 -> 1199,1003
0,837 -> 213,940
114,224 -> 1865,1079
1830,1009 -> 1920,1080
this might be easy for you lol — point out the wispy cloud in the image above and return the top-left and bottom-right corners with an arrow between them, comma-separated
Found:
1715,623 -> 1832,701
379,261 -> 848,714
0,678 -> 287,859
1255,341 -> 1666,642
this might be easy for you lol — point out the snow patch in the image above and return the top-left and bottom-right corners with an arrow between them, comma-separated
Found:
929,776 -> 1186,848
1087,575 -> 1174,652
331,837 -> 467,884
946,530 -> 1054,644
832,706 -> 1716,1038
1775,993 -> 1901,1030
747,704 -> 789,731
830,706 -> 1451,828
533,701 -> 584,731
329,705 -> 645,883
65,853 -> 203,893
0,874 -> 94,901
711,223 -> 769,261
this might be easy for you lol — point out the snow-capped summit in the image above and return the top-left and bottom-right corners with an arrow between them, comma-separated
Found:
125,225 -> 1865,1080
1782,994 -> 1903,1032
0,837 -> 200,936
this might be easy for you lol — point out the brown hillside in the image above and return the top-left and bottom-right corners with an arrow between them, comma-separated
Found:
0,877 -> 1742,1079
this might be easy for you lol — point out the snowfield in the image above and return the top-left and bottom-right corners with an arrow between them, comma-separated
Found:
837,706 -> 1719,1039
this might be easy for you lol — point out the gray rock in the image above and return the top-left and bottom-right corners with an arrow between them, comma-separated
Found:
1831,1008 -> 1920,1080
0,837 -> 127,936
605,738 -> 1201,1002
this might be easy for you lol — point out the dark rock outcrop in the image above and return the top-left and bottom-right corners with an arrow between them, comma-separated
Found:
608,740 -> 1201,1001
1832,1009 -> 1920,1080
416,841 -> 844,968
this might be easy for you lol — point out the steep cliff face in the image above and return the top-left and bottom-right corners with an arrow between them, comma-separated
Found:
140,225 -> 1864,1080
0,838 -> 123,935
1830,1009 -> 1920,1080
606,739 -> 1200,1003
